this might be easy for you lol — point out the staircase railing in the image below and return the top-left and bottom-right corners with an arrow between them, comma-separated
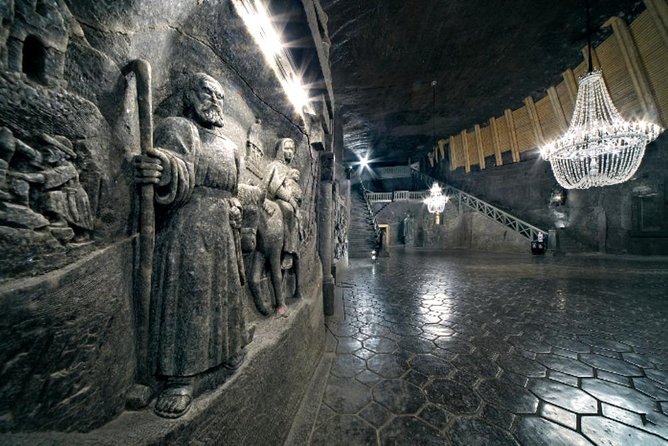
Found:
411,169 -> 548,241
359,180 -> 382,249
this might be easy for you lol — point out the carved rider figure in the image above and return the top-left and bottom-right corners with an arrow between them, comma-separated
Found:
135,73 -> 252,419
264,138 -> 302,261
263,138 -> 302,307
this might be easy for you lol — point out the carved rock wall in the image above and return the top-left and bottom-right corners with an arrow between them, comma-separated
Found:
0,239 -> 135,432
0,0 -> 326,436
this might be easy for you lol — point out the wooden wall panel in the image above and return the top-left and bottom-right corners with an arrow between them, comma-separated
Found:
480,125 -> 494,158
555,81 -> 575,123
443,8 -> 666,173
512,107 -> 535,153
596,35 -> 641,117
466,131 -> 478,168
495,115 -> 511,155
632,10 -> 668,126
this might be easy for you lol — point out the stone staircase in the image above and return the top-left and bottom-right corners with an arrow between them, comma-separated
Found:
412,169 -> 548,243
348,186 -> 380,258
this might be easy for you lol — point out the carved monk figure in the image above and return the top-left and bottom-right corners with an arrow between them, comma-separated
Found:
264,138 -> 302,304
135,73 -> 251,418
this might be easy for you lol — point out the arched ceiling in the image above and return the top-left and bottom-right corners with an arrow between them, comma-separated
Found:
321,0 -> 645,164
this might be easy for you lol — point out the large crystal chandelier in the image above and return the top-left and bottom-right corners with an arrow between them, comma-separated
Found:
424,183 -> 448,214
541,3 -> 662,190
541,70 -> 661,189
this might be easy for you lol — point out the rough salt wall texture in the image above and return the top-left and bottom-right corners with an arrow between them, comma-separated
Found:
1,0 -> 325,435
0,272 -> 325,445
0,239 -> 135,433
439,134 -> 668,254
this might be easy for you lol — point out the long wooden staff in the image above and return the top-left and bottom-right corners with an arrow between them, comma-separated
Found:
122,59 -> 154,388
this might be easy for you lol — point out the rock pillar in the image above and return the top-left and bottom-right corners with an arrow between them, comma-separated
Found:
319,151 -> 335,316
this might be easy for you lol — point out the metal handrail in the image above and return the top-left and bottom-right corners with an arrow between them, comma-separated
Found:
411,169 -> 548,241
359,180 -> 382,248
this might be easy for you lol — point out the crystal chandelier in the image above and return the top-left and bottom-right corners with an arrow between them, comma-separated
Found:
424,183 -> 448,214
541,70 -> 661,189
541,3 -> 662,190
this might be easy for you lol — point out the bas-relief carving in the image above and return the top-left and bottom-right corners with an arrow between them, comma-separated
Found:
0,0 -> 108,278
0,0 -> 320,429
0,130 -> 93,244
135,73 -> 255,419
5,0 -> 75,87
239,137 -> 305,317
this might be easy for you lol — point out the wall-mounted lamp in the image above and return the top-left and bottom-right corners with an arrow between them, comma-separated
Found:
549,187 -> 566,207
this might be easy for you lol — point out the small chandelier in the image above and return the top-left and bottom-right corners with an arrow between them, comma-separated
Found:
424,183 -> 448,214
541,4 -> 662,190
541,70 -> 661,189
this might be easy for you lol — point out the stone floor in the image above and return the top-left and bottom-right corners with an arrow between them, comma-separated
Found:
304,250 -> 668,445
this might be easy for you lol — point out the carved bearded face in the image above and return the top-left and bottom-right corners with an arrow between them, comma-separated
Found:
188,74 -> 225,128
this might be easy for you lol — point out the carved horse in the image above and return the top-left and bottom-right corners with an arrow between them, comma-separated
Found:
238,184 -> 299,316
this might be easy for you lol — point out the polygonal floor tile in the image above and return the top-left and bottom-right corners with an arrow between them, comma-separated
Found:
396,336 -> 434,354
356,369 -> 383,386
515,417 -> 591,446
424,379 -> 480,415
542,335 -> 590,353
478,378 -> 539,414
372,379 -> 426,415
645,368 -> 668,387
324,375 -> 372,414
622,352 -> 655,368
379,416 -> 447,446
359,402 -> 392,428
578,337 -> 632,352
470,335 -> 512,354
328,322 -> 360,337
417,404 -> 450,430
529,379 -> 597,414
581,416 -> 666,446
409,354 -> 454,378
433,337 -> 472,354
337,337 -> 364,354
311,414 -> 377,446
540,403 -> 577,430
536,354 -> 594,378
580,353 -> 643,377
449,418 -> 518,446
581,378 -> 659,414
481,404 -> 515,430
331,354 -> 368,378
451,353 -> 499,379
363,336 -> 399,354
507,336 -> 552,354
496,353 -> 547,378
421,324 -> 455,338
367,354 -> 409,379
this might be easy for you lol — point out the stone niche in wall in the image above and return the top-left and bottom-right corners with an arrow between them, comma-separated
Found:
0,0 -> 329,443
